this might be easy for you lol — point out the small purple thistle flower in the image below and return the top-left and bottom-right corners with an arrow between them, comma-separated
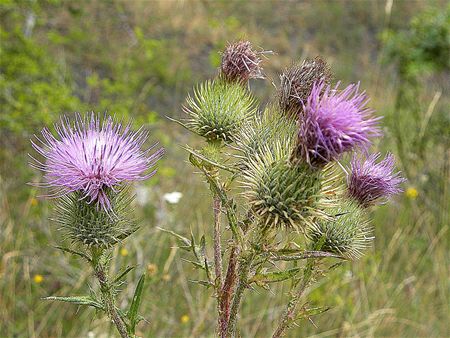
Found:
30,113 -> 164,211
347,153 -> 405,207
295,81 -> 381,167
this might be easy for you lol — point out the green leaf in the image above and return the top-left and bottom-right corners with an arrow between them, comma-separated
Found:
157,227 -> 191,247
112,266 -> 135,285
43,296 -> 103,310
182,145 -> 236,173
127,274 -> 146,334
189,279 -> 214,288
54,246 -> 91,262
250,268 -> 301,285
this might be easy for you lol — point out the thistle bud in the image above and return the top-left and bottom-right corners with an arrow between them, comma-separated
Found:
278,57 -> 332,117
220,40 -> 264,83
235,106 -> 296,166
241,144 -> 325,230
183,79 -> 256,143
307,200 -> 373,260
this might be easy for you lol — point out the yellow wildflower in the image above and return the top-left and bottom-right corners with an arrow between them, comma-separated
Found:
181,314 -> 190,324
120,248 -> 129,257
162,274 -> 171,282
30,198 -> 38,206
33,274 -> 43,284
406,187 -> 418,199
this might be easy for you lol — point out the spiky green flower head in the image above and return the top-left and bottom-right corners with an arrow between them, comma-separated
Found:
241,143 -> 334,231
278,57 -> 332,118
183,79 -> 257,143
235,105 -> 296,166
54,186 -> 137,247
306,200 -> 373,260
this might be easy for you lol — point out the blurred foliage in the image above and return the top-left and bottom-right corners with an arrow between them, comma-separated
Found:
383,4 -> 450,78
0,0 -> 449,337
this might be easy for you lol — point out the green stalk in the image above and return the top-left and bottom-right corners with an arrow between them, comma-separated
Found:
271,258 -> 315,338
272,240 -> 324,338
91,248 -> 130,338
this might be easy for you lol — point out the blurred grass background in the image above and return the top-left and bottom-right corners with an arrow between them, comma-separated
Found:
0,0 -> 449,337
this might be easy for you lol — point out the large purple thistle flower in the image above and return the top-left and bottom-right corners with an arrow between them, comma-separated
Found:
295,81 -> 381,167
30,113 -> 164,210
348,153 -> 405,207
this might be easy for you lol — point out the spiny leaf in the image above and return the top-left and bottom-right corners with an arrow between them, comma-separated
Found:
54,246 -> 92,262
182,145 -> 236,173
189,279 -> 214,288
43,295 -> 103,309
113,266 -> 136,285
250,268 -> 301,285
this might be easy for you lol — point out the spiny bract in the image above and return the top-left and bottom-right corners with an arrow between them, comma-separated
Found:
235,106 -> 296,166
241,143 -> 328,230
278,57 -> 332,117
307,200 -> 373,260
183,79 -> 257,142
54,186 -> 137,247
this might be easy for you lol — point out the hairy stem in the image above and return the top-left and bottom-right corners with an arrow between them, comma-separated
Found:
213,194 -> 223,290
226,252 -> 254,337
271,258 -> 316,338
213,192 -> 224,335
219,246 -> 239,337
91,248 -> 130,338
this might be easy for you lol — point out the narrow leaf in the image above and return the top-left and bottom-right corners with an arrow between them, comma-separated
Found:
250,268 -> 301,284
54,246 -> 91,262
43,296 -> 103,309
113,266 -> 136,285
157,227 -> 191,247
128,274 -> 146,333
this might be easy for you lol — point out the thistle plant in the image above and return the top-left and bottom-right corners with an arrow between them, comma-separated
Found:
168,40 -> 405,338
30,113 -> 163,338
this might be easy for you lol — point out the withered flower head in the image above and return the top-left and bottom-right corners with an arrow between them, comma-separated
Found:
220,40 -> 264,83
278,57 -> 332,117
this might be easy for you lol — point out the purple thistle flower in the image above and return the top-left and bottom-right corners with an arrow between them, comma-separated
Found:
294,81 -> 381,167
30,113 -> 164,211
347,153 -> 405,207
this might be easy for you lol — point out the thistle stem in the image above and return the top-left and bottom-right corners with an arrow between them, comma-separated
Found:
213,193 -> 224,335
219,246 -> 239,337
271,258 -> 315,338
91,248 -> 130,338
213,194 -> 223,290
226,252 -> 254,337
